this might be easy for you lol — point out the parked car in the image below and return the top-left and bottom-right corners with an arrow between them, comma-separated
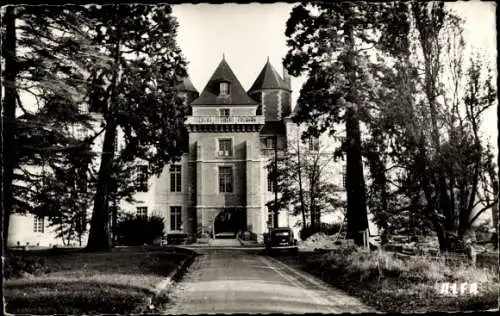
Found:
264,227 -> 298,254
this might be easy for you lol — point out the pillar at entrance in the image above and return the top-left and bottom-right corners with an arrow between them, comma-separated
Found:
195,142 -> 205,236
246,140 -> 264,235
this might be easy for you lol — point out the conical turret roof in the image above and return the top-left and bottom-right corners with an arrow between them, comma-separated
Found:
191,57 -> 258,106
248,59 -> 291,92
175,76 -> 198,93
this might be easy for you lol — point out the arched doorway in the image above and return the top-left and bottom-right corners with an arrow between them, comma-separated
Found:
213,208 -> 246,238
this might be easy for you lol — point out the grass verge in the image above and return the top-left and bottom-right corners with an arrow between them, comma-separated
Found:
4,246 -> 197,314
277,249 -> 499,313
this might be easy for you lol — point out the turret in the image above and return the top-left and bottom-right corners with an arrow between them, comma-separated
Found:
176,76 -> 199,115
248,58 -> 292,121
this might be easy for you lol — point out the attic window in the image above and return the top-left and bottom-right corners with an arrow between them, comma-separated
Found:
219,82 -> 229,96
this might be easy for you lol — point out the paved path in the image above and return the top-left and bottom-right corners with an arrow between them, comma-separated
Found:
163,248 -> 373,314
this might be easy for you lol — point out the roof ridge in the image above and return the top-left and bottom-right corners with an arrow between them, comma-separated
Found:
176,75 -> 198,93
191,58 -> 258,106
248,60 -> 291,92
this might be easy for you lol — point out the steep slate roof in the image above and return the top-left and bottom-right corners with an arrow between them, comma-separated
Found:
191,57 -> 258,106
248,59 -> 291,92
175,76 -> 198,93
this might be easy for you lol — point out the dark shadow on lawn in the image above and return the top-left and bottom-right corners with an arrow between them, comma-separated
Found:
6,246 -> 199,279
5,281 -> 152,314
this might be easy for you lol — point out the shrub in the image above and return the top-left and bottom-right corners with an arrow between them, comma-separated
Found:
300,222 -> 342,240
4,255 -> 47,279
307,249 -> 499,286
319,222 -> 342,235
301,248 -> 499,312
115,215 -> 165,246
299,226 -> 314,241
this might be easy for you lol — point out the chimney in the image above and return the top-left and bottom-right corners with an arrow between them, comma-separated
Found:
283,67 -> 291,90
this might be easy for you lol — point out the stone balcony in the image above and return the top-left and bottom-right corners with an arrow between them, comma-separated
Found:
185,115 -> 265,125
185,116 -> 265,132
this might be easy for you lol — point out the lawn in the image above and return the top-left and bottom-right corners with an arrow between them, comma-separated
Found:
276,248 -> 499,313
4,246 -> 197,314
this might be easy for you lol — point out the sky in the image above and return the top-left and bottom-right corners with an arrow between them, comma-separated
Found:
171,3 -> 298,99
171,2 -> 497,141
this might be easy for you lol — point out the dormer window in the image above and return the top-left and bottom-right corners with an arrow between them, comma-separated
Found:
219,82 -> 230,96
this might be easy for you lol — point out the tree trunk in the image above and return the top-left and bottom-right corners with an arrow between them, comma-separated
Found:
345,108 -> 369,245
273,134 -> 279,228
310,157 -> 322,231
296,128 -> 307,230
344,16 -> 369,246
488,167 -> 499,249
431,216 -> 449,253
414,2 -> 455,246
417,140 -> 452,253
86,122 -> 116,251
112,193 -> 118,245
1,7 -> 18,249
86,15 -> 121,251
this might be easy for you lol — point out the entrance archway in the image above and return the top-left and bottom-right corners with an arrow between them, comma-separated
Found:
213,208 -> 246,238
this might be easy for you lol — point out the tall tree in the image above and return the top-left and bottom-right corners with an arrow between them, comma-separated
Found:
1,5 -> 103,248
1,6 -> 18,249
369,3 -> 497,251
84,4 -> 188,251
284,2 -> 403,245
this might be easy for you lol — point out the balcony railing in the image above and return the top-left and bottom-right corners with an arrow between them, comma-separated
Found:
185,115 -> 265,125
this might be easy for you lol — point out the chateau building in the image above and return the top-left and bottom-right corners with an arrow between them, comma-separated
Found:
8,57 -> 301,246
120,56 -> 295,241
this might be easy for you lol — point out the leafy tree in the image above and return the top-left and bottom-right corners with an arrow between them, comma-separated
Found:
368,3 -> 497,251
83,4 -> 188,251
283,2 -> 407,245
32,141 -> 94,246
268,128 -> 344,234
1,6 -> 104,248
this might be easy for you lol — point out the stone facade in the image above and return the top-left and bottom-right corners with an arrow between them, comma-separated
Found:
119,57 -> 293,242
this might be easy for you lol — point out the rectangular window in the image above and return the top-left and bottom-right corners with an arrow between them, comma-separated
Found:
265,137 -> 276,149
170,206 -> 182,231
219,166 -> 233,193
76,210 -> 86,232
267,209 -> 274,228
135,165 -> 148,192
220,82 -> 229,96
170,165 -> 182,192
308,136 -> 320,151
136,206 -> 148,218
267,170 -> 275,192
114,134 -> 119,154
78,103 -> 88,114
219,108 -> 230,117
342,164 -> 347,188
218,139 -> 233,157
33,217 -> 44,233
